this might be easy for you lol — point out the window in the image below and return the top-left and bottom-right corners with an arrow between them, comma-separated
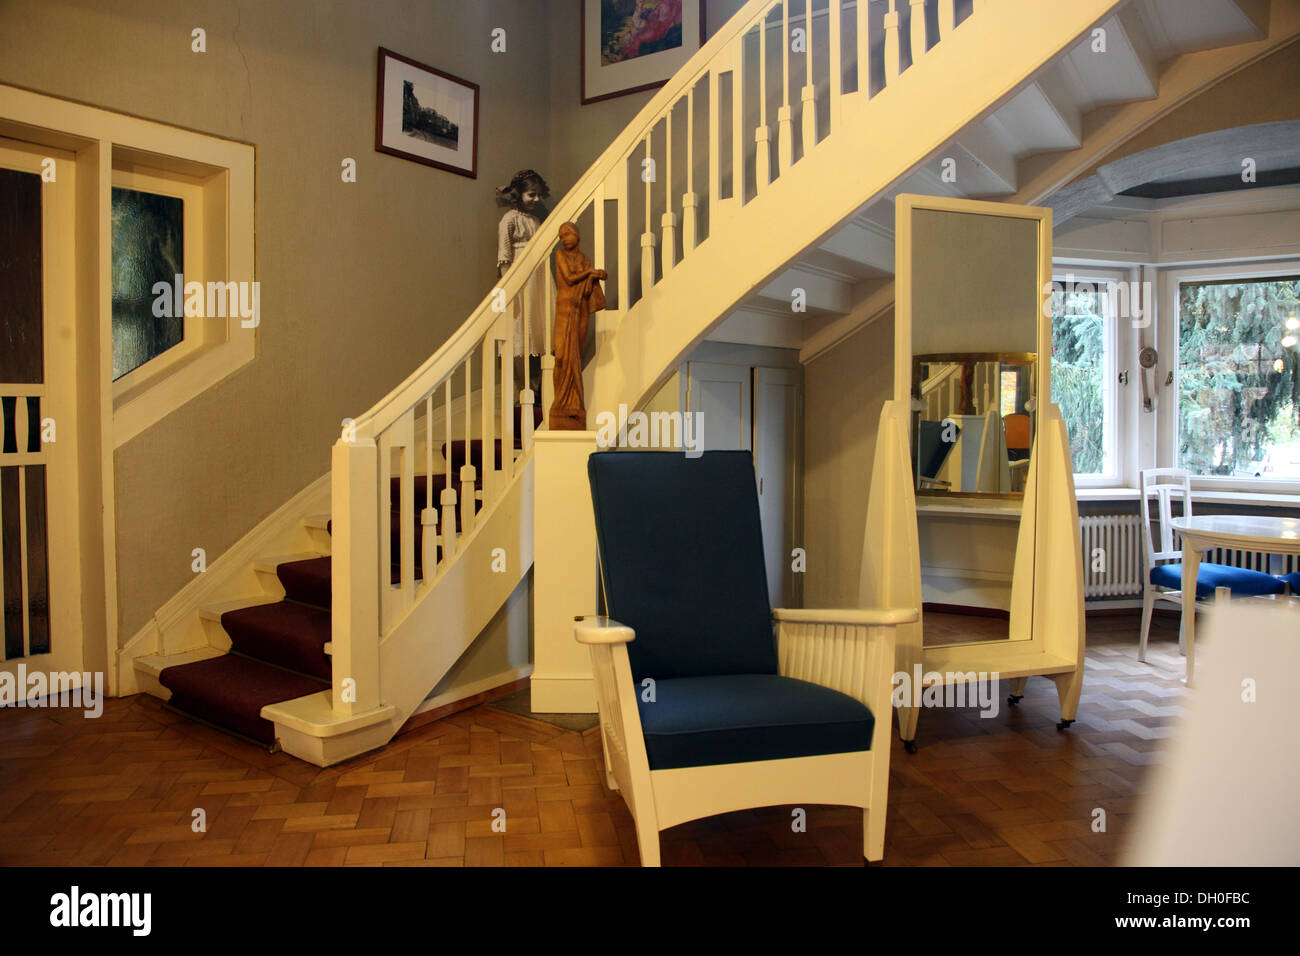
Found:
1176,274 -> 1300,482
1050,272 -> 1118,480
111,186 -> 185,379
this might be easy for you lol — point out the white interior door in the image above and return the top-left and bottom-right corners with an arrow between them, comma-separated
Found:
1,138 -> 83,689
753,367 -> 801,607
685,361 -> 751,451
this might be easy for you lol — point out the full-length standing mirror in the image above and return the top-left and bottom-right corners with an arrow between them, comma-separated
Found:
861,194 -> 1085,751
908,203 -> 1042,649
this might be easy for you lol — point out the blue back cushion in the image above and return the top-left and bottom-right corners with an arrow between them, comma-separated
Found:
587,450 -> 777,681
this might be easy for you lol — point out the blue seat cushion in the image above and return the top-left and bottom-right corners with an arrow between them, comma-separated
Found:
1150,562 -> 1285,598
588,451 -> 777,681
636,674 -> 874,771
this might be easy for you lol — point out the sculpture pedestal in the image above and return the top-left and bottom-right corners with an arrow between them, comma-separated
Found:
530,430 -> 599,713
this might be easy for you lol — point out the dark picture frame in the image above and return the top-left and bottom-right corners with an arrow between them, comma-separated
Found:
581,1 -> 707,105
375,47 -> 479,178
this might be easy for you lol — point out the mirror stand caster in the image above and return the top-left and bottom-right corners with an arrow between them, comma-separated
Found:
1007,694 -> 1023,706
1056,718 -> 1074,731
902,739 -> 918,754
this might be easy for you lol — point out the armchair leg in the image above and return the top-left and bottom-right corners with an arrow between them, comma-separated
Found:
863,807 -> 885,862
634,818 -> 661,867
1138,588 -> 1155,663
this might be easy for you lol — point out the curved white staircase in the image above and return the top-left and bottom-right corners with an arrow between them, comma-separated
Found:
131,0 -> 1297,765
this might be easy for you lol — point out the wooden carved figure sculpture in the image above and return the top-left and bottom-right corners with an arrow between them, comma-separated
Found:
550,221 -> 606,430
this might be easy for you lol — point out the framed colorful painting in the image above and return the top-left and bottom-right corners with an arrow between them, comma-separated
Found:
375,47 -> 479,177
581,1 -> 706,105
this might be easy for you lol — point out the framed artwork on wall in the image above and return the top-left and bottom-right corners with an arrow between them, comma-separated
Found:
375,47 -> 479,177
581,1 -> 706,105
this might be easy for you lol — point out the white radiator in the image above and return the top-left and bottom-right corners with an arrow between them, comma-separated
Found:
1081,515 -> 1145,598
1080,514 -> 1300,599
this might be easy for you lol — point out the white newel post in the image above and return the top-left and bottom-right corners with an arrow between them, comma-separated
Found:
530,430 -> 599,713
331,437 -> 382,715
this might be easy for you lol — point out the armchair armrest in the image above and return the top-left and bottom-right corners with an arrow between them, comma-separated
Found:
574,615 -> 636,645
773,607 -> 918,627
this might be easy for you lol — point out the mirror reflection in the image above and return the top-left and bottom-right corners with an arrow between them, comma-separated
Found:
907,207 -> 1042,648
912,354 -> 1036,496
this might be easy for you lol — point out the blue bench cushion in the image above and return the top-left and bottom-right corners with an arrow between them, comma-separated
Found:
636,673 -> 874,771
1150,562 -> 1285,598
588,451 -> 777,681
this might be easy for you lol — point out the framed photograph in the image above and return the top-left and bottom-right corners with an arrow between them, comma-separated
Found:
582,1 -> 706,105
375,47 -> 479,177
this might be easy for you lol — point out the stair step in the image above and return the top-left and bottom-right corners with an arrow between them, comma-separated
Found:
220,601 -> 332,680
276,556 -> 333,608
135,647 -> 225,700
159,653 -> 329,746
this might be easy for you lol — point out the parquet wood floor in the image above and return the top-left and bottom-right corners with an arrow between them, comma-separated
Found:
0,613 -> 1189,866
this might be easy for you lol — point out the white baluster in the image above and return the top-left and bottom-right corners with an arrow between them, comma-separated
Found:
501,312 -> 514,481
441,381 -> 457,560
422,394 -> 439,576
463,353 -> 479,535
755,14 -> 771,191
857,0 -> 872,98
641,135 -> 657,290
395,409 -> 415,610
884,2 -> 903,81
662,105 -> 678,272
802,0 -> 816,149
938,0 -> 956,39
732,34 -> 746,203
909,0 -> 926,63
480,325 -> 493,504
829,0 -> 843,132
682,88 -> 698,252
778,2 -> 793,173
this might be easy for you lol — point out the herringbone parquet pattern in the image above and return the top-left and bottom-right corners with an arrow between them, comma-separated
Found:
0,614 -> 1188,866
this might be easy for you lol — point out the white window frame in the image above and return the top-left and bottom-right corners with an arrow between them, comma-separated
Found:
1050,264 -> 1125,487
1161,258 -> 1300,495
109,165 -> 206,395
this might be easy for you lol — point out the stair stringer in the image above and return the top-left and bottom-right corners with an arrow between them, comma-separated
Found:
588,0 -> 1130,417
261,451 -> 534,766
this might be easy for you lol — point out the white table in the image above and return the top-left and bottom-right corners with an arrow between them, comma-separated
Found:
1170,514 -> 1300,684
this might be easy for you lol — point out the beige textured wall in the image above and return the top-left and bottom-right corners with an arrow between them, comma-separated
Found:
802,313 -> 893,608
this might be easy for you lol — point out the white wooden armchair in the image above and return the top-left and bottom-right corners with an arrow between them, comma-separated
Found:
578,451 -> 917,866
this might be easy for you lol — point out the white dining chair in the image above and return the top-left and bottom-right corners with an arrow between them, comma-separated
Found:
1138,468 -> 1286,664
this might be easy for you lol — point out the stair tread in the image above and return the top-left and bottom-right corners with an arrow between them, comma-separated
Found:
254,551 -> 328,573
199,597 -> 274,621
159,653 -> 329,746
136,646 -> 225,677
221,601 -> 332,680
